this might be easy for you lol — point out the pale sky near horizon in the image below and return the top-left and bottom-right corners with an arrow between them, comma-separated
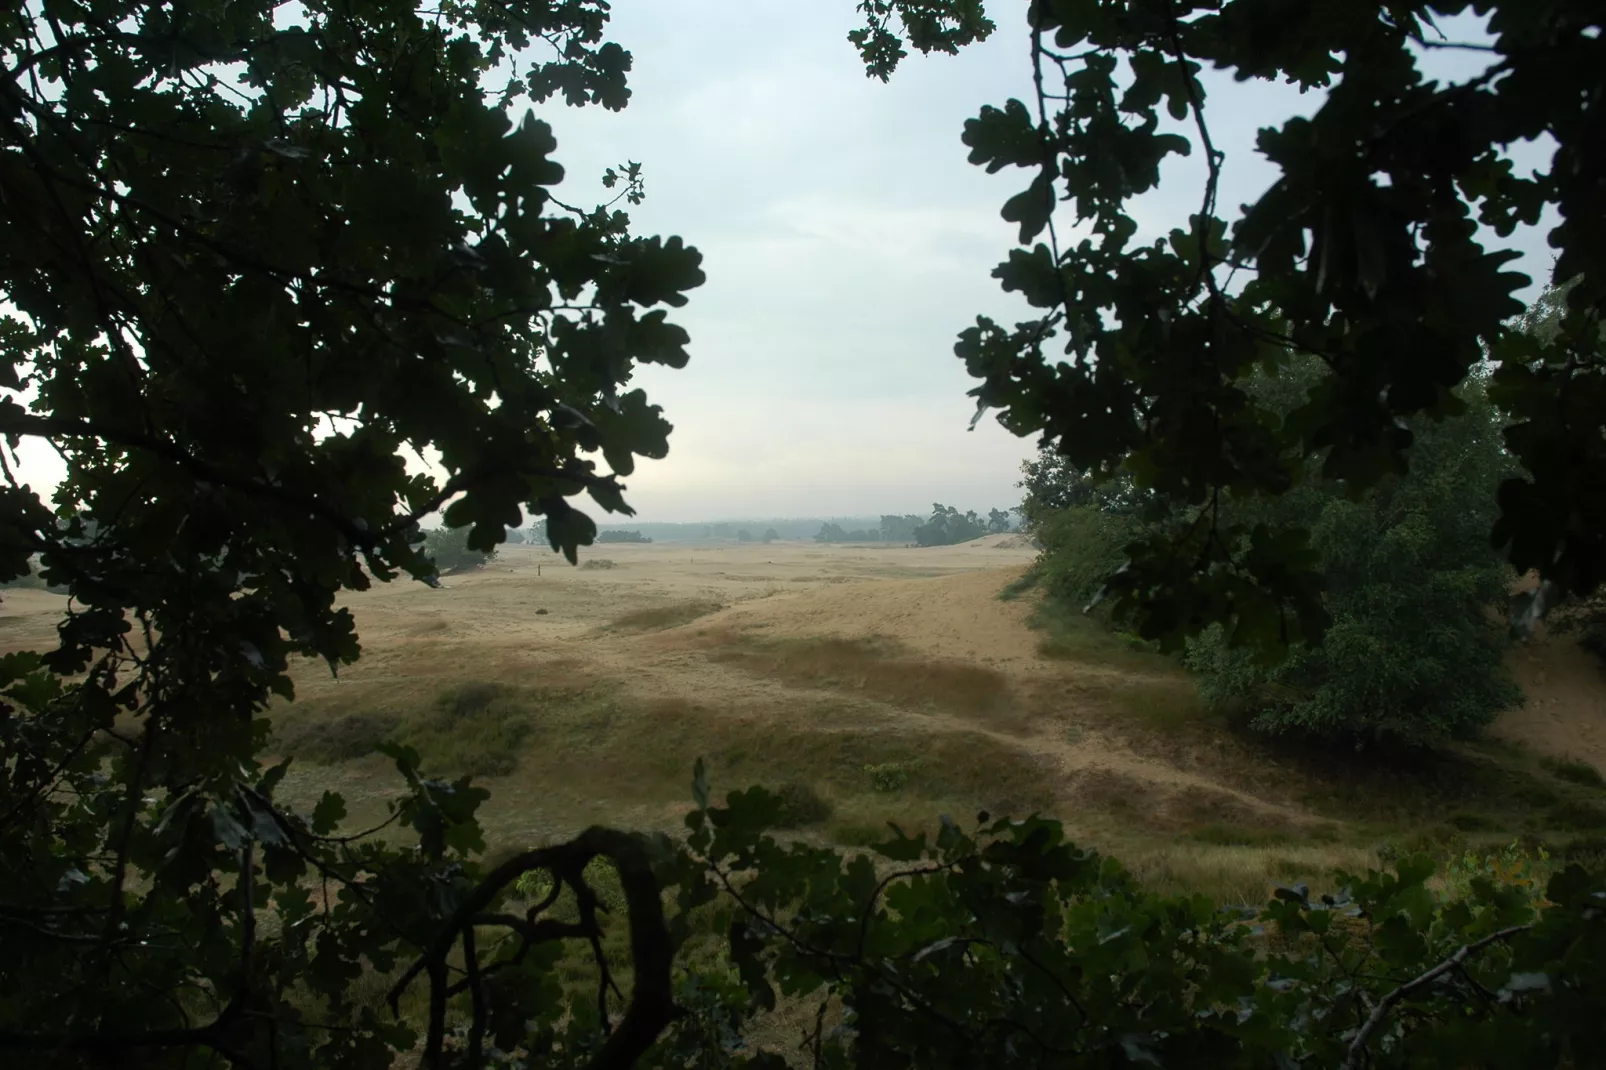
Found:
8,3 -> 1559,526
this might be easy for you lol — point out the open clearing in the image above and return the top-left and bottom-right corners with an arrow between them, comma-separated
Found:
5,536 -> 1605,902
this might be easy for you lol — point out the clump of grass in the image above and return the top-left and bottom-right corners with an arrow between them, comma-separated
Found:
580,558 -> 616,571
1542,755 -> 1606,789
275,711 -> 401,764
608,601 -> 722,632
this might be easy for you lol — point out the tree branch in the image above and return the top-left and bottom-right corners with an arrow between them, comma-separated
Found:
1341,925 -> 1531,1070
389,827 -> 675,1070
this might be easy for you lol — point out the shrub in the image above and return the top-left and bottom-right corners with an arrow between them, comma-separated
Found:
1030,505 -> 1140,609
865,761 -> 912,793
580,558 -> 616,570
1183,376 -> 1521,747
1438,839 -> 1555,905
770,780 -> 833,827
514,857 -> 626,912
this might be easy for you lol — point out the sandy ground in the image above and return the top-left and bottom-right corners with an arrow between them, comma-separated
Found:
1497,627 -> 1606,773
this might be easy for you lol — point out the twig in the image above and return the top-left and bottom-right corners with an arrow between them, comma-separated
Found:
1340,925 -> 1531,1070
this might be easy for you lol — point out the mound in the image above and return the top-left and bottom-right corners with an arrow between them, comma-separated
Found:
699,567 -> 1044,667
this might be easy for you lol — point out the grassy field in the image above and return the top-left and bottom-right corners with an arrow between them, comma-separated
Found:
4,535 -> 1605,907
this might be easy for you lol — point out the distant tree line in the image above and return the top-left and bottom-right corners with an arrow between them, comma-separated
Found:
597,529 -> 653,544
816,507 -> 1017,546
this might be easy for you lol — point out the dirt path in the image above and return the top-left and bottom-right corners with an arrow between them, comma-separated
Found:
1497,629 -> 1606,774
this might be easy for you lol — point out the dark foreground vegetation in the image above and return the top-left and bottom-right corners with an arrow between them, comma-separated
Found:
2,1 -> 1605,1068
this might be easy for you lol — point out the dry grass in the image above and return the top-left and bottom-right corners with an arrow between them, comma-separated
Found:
709,635 -> 1014,724
607,600 -> 723,632
1115,840 -> 1379,907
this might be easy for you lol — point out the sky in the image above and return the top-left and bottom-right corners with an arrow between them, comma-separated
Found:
8,2 -> 1560,525
532,2 -> 1556,523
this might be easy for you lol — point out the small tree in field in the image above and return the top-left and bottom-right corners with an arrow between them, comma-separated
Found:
1184,373 -> 1521,746
423,526 -> 498,575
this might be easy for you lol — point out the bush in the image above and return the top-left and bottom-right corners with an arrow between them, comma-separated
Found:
1030,504 -> 1140,609
1438,839 -> 1555,905
514,857 -> 625,912
1182,376 -> 1520,747
865,761 -> 912,793
770,780 -> 833,827
422,526 -> 496,574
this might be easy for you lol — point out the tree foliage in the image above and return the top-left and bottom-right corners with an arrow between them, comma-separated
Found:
424,525 -> 498,575
597,529 -> 652,543
870,0 -> 1606,657
814,522 -> 880,543
913,502 -> 990,546
659,780 -> 1606,1069
1183,372 -> 1521,745
0,0 -> 701,1062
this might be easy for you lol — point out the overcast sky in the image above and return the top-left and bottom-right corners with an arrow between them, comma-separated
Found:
9,3 -> 1557,526
539,2 -> 1555,523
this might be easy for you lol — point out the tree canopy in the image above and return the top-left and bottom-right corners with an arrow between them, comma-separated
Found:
876,0 -> 1606,654
0,0 -> 701,1062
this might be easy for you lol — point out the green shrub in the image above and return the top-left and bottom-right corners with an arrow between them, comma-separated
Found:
1182,376 -> 1521,747
1549,801 -> 1606,831
770,780 -> 833,827
865,761 -> 912,793
1448,811 -> 1500,832
1438,839 -> 1555,905
1030,505 -> 1139,609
